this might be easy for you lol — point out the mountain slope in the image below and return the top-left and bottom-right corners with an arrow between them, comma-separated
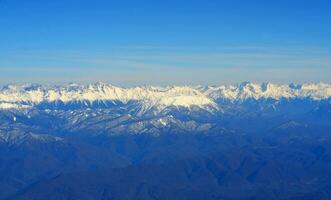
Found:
11,138 -> 331,200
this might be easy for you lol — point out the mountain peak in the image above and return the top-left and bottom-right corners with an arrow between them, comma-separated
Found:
0,83 -> 330,111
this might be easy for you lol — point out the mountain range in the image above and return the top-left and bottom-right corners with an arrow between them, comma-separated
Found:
0,82 -> 331,199
1,82 -> 330,109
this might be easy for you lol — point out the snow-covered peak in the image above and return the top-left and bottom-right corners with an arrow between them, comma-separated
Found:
0,83 -> 216,110
205,82 -> 331,101
0,82 -> 330,111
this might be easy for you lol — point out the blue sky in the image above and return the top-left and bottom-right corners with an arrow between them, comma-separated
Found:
0,0 -> 330,86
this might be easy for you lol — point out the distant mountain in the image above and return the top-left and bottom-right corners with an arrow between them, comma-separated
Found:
0,82 -> 330,110
0,82 -> 331,199
0,82 -> 330,136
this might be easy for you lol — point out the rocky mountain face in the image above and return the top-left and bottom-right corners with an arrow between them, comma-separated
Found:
0,82 -> 331,199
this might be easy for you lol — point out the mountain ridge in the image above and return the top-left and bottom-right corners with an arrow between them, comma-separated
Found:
0,82 -> 330,111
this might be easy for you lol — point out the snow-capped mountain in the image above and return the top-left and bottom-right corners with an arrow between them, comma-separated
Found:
204,82 -> 331,101
0,82 -> 330,110
0,82 -> 329,137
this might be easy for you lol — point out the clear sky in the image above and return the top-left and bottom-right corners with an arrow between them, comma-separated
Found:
0,0 -> 330,86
